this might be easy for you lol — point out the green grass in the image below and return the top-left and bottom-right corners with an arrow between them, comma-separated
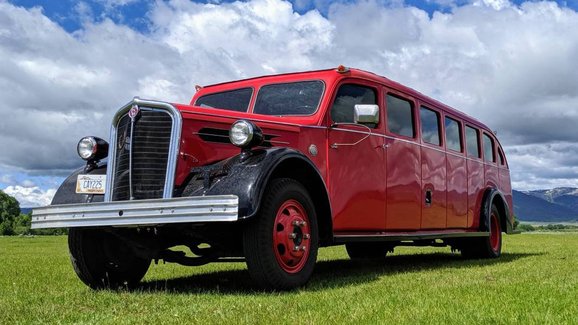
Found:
1,233 -> 577,324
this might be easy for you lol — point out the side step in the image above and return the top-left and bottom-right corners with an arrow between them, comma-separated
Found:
334,230 -> 490,243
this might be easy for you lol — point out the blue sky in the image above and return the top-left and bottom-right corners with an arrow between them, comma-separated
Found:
2,0 -> 578,206
10,0 -> 578,33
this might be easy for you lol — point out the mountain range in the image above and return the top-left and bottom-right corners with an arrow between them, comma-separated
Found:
513,187 -> 578,222
19,188 -> 578,223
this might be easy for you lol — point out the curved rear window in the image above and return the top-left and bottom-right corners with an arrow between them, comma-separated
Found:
195,88 -> 253,112
253,81 -> 324,116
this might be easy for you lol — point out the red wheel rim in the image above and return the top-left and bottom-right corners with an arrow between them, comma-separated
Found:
489,212 -> 501,252
272,199 -> 311,274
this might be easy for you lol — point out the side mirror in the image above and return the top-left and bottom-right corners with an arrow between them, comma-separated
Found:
354,104 -> 379,125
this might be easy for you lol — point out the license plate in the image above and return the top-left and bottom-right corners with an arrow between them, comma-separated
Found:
76,175 -> 106,194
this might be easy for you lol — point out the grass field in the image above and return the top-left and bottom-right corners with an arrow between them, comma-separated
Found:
1,233 -> 577,324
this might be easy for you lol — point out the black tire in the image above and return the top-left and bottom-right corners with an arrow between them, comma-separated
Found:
461,205 -> 502,259
243,178 -> 319,290
68,228 -> 151,289
345,243 -> 389,261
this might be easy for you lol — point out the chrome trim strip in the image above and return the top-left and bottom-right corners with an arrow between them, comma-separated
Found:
104,98 -> 182,202
31,195 -> 239,229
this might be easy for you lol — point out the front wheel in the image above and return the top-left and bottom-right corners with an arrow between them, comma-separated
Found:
243,178 -> 319,290
68,228 -> 151,289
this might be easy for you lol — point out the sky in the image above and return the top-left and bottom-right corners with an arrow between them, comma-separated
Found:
1,0 -> 578,207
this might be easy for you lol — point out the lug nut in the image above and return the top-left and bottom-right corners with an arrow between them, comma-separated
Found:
304,234 -> 310,239
292,220 -> 300,226
300,221 -> 307,227
289,233 -> 297,239
301,246 -> 307,251
293,246 -> 300,252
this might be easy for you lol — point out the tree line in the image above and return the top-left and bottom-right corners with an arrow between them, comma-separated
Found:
0,190 -> 66,235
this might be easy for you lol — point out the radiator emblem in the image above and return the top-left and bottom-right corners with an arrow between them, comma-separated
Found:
128,104 -> 140,119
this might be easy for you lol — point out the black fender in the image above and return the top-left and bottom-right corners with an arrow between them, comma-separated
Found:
182,148 -> 329,218
181,147 -> 332,226
51,163 -> 107,205
480,188 -> 513,234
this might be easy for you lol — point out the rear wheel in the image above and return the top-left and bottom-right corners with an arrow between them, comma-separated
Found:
461,205 -> 502,258
68,228 -> 151,289
243,178 -> 318,290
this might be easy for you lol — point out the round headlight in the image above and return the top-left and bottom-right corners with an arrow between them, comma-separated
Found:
78,137 -> 97,160
229,120 -> 254,147
229,120 -> 264,149
77,136 -> 109,161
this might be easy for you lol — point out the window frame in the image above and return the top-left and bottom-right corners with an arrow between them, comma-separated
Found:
419,105 -> 442,147
195,87 -> 255,113
482,132 -> 496,164
443,115 -> 464,154
328,80 -> 382,129
465,125 -> 481,159
252,80 -> 326,117
384,91 -> 417,139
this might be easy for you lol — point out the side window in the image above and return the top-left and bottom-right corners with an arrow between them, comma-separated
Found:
331,84 -> 377,125
444,117 -> 462,152
387,94 -> 414,137
498,148 -> 505,166
466,126 -> 480,158
420,106 -> 440,146
483,133 -> 495,163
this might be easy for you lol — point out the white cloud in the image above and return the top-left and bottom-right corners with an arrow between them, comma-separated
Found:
3,185 -> 57,207
1,0 -> 578,191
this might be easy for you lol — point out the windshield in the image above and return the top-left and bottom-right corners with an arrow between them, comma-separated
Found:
253,80 -> 324,116
195,88 -> 253,112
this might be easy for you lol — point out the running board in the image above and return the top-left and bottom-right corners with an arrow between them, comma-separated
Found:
333,230 -> 490,243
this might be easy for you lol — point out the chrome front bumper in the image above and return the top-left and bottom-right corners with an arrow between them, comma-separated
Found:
31,195 -> 239,229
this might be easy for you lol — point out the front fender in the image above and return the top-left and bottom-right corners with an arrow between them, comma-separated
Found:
51,164 -> 107,205
181,148 -> 323,219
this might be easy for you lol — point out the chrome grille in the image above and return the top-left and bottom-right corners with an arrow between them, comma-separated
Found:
112,109 -> 173,201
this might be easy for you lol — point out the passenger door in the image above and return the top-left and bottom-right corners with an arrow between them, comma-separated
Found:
445,116 -> 468,228
465,125 -> 484,229
384,92 -> 422,231
327,82 -> 387,232
419,106 -> 447,229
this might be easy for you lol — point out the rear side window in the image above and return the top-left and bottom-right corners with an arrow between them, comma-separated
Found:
331,84 -> 377,124
498,148 -> 505,166
195,88 -> 253,112
387,95 -> 414,137
483,133 -> 495,163
466,126 -> 480,158
420,106 -> 440,146
444,117 -> 462,152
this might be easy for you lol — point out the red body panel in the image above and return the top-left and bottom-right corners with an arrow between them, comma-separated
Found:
421,146 -> 447,229
328,127 -> 386,231
446,152 -> 468,228
384,137 -> 422,230
171,67 -> 513,235
466,158 -> 485,228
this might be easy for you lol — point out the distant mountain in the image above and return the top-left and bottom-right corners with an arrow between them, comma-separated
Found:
513,187 -> 578,222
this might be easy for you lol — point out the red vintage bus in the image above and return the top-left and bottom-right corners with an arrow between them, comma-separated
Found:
32,66 -> 514,290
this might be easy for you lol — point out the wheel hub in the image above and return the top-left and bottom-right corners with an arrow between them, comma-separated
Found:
273,199 -> 311,273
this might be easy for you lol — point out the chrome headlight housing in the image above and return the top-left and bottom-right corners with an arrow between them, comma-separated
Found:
77,136 -> 109,161
229,120 -> 263,148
